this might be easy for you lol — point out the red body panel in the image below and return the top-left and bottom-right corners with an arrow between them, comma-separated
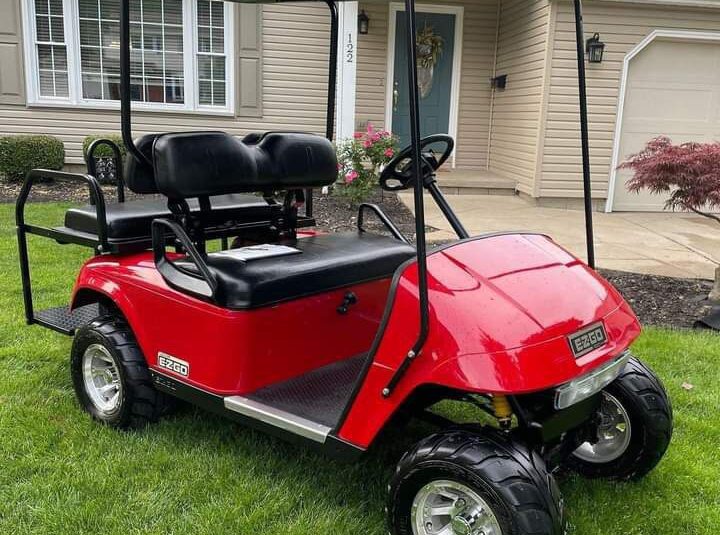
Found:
336,234 -> 640,447
73,252 -> 390,395
72,233 -> 640,450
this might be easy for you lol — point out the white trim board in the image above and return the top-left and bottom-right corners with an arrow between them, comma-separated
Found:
336,1 -> 359,141
384,2 -> 464,167
605,29 -> 720,213
592,0 -> 720,8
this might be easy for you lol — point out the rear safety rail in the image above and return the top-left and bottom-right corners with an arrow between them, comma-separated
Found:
357,203 -> 410,244
16,169 -> 109,331
16,169 -> 110,252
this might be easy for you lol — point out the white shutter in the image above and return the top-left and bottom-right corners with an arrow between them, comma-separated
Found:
235,3 -> 262,117
0,0 -> 26,104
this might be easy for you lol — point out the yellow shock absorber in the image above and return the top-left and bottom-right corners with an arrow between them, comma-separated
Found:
492,395 -> 513,429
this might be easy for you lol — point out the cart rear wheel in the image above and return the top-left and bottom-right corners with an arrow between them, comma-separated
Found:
565,357 -> 672,480
71,315 -> 174,429
388,429 -> 566,535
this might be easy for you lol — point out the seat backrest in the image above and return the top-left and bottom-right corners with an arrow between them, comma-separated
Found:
123,133 -> 160,194
123,131 -> 337,199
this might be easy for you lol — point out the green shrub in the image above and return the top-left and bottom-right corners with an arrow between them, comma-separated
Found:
82,134 -> 127,161
0,135 -> 65,182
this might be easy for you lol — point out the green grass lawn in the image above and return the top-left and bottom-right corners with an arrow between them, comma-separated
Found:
1,203 -> 719,534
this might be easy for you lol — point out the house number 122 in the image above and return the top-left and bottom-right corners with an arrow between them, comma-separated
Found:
345,32 -> 354,63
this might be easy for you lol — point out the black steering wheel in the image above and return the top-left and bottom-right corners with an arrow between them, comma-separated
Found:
380,134 -> 455,192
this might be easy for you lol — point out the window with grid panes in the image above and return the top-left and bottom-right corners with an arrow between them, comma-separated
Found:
24,0 -> 232,111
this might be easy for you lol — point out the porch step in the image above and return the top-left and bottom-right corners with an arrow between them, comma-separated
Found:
436,170 -> 517,196
224,355 -> 366,443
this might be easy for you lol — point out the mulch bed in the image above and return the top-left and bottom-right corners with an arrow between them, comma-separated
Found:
0,179 -> 153,204
2,180 -> 716,329
599,270 -> 715,330
311,189 -> 435,238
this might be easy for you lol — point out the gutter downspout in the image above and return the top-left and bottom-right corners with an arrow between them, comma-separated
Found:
486,0 -> 501,171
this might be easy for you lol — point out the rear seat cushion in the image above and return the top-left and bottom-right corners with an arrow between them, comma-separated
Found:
65,194 -> 278,241
176,232 -> 417,309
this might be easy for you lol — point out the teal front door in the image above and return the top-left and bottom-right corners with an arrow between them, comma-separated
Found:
391,11 -> 456,148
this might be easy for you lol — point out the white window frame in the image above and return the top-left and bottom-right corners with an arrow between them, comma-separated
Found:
21,0 -> 235,114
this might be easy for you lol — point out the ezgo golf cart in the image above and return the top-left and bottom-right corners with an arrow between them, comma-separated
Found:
16,0 -> 672,533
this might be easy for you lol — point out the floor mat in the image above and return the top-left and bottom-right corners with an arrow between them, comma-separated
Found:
248,354 -> 367,428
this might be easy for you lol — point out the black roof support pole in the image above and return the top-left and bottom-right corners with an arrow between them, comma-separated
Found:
573,0 -> 596,269
119,0 -> 150,167
306,0 -> 339,219
382,0 -> 429,398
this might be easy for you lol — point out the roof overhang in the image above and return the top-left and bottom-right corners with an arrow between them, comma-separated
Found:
575,0 -> 720,9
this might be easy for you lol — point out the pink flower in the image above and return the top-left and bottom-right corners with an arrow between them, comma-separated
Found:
366,122 -> 375,135
345,170 -> 359,183
371,132 -> 382,142
363,139 -> 373,149
379,131 -> 391,138
353,132 -> 363,139
384,148 -> 395,158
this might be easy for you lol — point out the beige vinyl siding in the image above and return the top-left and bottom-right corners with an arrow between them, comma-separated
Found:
355,0 -> 499,171
539,0 -> 720,199
355,1 -> 390,129
488,0 -> 551,196
0,1 -> 331,165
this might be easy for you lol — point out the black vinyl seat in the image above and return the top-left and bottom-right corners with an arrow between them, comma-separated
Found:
65,194 -> 278,241
176,232 -> 416,309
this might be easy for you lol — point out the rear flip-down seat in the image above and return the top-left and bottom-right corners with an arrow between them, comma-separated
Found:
65,194 -> 279,242
63,132 -> 284,245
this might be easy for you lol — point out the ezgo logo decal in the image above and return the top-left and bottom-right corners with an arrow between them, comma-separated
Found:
157,352 -> 190,377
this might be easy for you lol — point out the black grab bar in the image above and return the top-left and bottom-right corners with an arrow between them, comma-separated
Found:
357,203 -> 410,245
86,138 -> 126,203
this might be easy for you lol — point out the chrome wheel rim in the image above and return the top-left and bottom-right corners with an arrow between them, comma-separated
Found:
82,344 -> 122,414
573,391 -> 631,463
411,480 -> 502,535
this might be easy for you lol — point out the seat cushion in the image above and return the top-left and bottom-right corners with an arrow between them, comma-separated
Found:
178,232 -> 416,309
65,194 -> 278,241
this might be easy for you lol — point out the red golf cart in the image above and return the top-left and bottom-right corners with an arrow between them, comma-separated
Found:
16,1 -> 672,534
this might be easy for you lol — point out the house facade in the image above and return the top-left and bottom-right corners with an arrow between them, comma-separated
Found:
2,0 -> 720,211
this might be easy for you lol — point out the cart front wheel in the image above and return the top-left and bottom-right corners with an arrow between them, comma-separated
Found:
71,315 -> 174,429
388,429 -> 565,535
566,356 -> 672,480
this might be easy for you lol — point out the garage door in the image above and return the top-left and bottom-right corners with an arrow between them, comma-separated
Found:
612,39 -> 720,211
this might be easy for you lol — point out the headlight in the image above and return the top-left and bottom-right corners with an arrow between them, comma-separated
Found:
554,352 -> 630,409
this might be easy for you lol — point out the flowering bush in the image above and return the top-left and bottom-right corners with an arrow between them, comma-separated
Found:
335,123 -> 398,204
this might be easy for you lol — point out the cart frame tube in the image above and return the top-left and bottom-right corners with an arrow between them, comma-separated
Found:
573,0 -> 596,269
381,0 -> 430,397
306,0 -> 340,218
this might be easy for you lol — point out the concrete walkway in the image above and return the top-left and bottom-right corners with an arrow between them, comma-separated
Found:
399,193 -> 720,280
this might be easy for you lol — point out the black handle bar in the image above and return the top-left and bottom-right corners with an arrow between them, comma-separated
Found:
152,218 -> 220,300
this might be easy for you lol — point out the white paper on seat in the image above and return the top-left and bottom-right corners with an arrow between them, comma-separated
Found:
213,244 -> 302,262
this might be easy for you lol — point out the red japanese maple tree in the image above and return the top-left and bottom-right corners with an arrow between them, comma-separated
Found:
620,136 -> 720,224
621,136 -> 720,299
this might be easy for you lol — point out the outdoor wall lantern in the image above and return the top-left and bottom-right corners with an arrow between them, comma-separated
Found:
358,10 -> 370,35
491,74 -> 508,90
586,33 -> 606,63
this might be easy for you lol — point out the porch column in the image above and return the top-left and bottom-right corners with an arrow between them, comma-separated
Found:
335,1 -> 359,140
